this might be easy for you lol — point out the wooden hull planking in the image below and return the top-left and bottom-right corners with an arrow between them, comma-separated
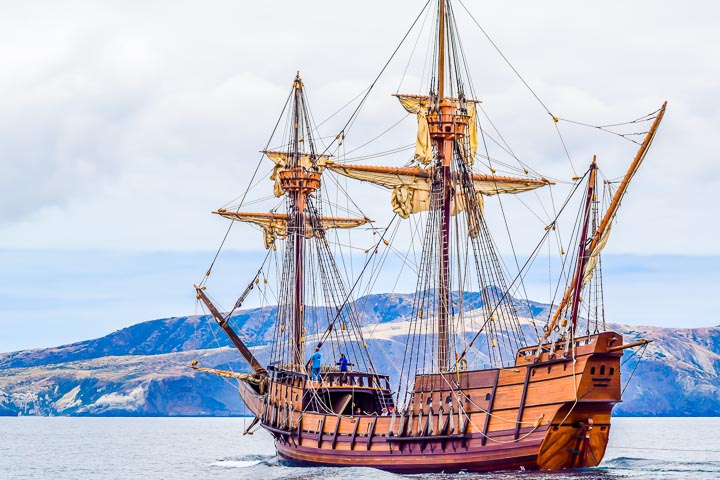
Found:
237,331 -> 623,472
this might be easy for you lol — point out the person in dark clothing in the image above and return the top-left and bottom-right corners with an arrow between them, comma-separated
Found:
336,353 -> 349,371
336,353 -> 349,383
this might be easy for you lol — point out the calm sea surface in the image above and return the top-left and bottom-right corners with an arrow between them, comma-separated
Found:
1,417 -> 719,479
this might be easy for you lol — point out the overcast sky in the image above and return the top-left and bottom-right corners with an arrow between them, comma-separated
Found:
1,1 -> 718,351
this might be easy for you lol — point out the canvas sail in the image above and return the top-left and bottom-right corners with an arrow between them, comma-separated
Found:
327,163 -> 551,218
214,210 -> 369,248
264,150 -> 333,197
395,94 -> 479,165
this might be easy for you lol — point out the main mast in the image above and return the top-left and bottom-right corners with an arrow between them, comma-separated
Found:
433,0 -> 460,372
437,0 -> 446,98
326,0 -> 553,372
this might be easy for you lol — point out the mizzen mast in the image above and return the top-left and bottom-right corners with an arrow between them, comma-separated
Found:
567,157 -> 598,333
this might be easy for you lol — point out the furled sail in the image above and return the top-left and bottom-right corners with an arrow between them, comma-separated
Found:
394,94 -> 479,165
264,150 -> 333,197
213,210 -> 369,248
326,164 -> 551,219
580,224 -> 611,287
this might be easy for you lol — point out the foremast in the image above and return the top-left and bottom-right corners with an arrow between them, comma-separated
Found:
196,73 -> 372,375
288,73 -> 311,366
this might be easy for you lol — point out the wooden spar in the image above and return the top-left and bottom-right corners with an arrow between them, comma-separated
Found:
194,285 -> 267,375
291,73 -> 305,367
213,211 -> 370,225
594,101 -> 667,245
543,101 -> 667,339
607,338 -> 653,352
568,158 -> 598,333
438,0 -> 446,98
243,416 -> 261,435
189,364 -> 261,382
326,163 -> 548,183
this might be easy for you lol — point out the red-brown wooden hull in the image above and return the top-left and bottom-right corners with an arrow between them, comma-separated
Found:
239,331 -> 623,472
274,427 -> 546,472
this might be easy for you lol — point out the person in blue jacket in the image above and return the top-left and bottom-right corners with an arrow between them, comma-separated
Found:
336,353 -> 349,383
309,347 -> 322,381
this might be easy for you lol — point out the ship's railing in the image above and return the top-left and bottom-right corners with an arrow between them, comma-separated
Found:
515,335 -> 599,362
267,365 -> 391,390
420,360 -> 515,374
475,361 -> 516,370
320,371 -> 391,390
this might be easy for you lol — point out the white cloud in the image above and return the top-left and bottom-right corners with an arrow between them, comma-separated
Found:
0,0 -> 717,254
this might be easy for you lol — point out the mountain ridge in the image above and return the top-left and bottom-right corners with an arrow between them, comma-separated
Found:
1,292 -> 718,417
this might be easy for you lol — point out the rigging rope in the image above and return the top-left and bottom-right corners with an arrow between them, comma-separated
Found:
314,215 -> 400,349
456,0 -> 553,116
199,88 -> 293,287
621,343 -> 649,396
316,0 -> 434,159
458,169 -> 590,358
556,108 -> 660,146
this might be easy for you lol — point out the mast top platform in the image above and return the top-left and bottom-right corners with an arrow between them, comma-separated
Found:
278,168 -> 322,194
427,99 -> 471,141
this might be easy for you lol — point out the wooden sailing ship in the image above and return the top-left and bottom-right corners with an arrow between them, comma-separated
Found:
192,1 -> 664,472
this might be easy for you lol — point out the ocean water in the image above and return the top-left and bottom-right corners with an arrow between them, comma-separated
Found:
1,417 -> 719,479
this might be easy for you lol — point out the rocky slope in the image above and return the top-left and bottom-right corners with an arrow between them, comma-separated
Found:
0,293 -> 717,416
617,325 -> 720,416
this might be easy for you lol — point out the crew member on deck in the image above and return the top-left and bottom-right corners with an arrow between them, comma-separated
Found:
336,353 -> 349,383
309,348 -> 322,381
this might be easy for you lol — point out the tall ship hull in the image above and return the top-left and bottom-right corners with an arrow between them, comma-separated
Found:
191,0 -> 663,473
234,332 -> 626,472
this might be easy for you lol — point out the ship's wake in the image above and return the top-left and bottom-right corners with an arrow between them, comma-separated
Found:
210,454 -> 276,469
602,456 -> 720,474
